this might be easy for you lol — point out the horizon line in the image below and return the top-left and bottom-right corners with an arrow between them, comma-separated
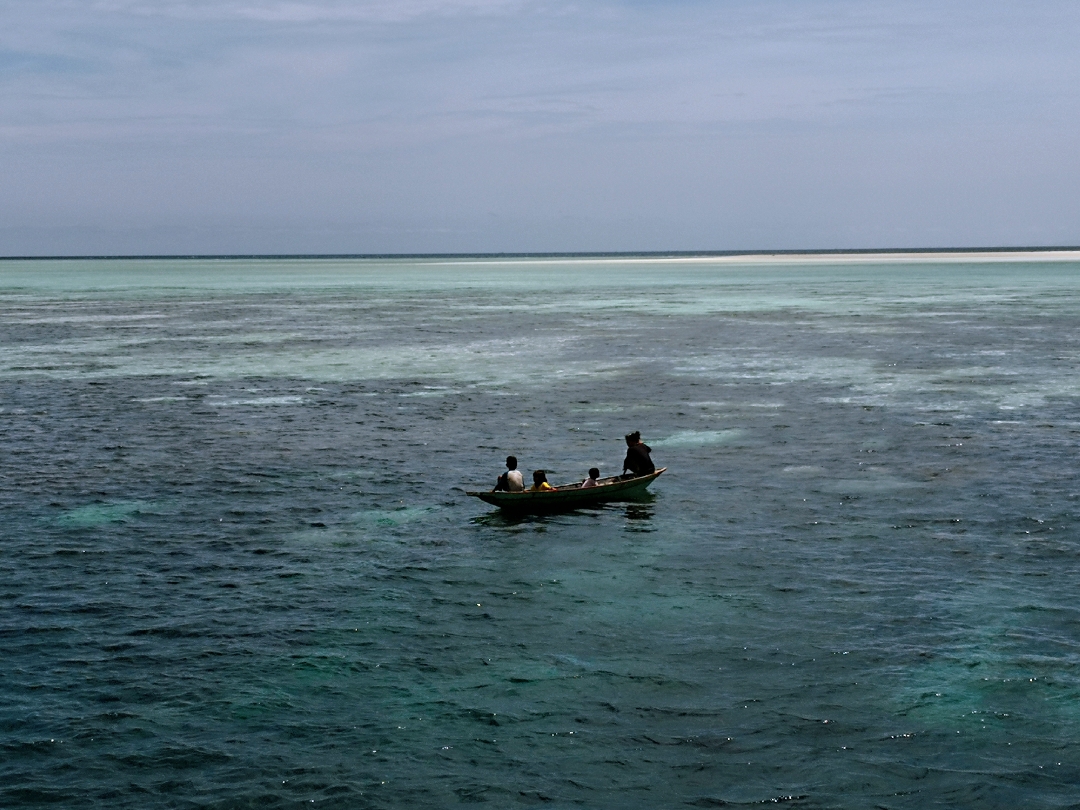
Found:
2,246 -> 1080,261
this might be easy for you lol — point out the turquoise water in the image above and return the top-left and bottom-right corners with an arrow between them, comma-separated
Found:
2,256 -> 1080,808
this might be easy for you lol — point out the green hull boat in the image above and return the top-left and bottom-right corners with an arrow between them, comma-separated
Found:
467,468 -> 665,513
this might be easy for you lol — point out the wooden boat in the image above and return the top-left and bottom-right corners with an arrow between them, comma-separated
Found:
467,468 -> 665,513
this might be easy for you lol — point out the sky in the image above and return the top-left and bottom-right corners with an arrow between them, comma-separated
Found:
2,0 -> 1079,255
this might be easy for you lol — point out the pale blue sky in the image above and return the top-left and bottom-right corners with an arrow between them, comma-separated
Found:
2,0 -> 1078,254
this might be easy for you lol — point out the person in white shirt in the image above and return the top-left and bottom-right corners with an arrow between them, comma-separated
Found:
581,467 -> 600,488
493,455 -> 525,492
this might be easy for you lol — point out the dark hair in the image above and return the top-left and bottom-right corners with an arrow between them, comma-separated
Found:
589,468 -> 600,479
532,469 -> 547,484
506,456 -> 517,469
625,430 -> 641,445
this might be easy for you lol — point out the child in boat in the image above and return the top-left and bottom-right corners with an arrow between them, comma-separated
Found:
493,455 -> 525,492
530,470 -> 554,491
581,468 -> 600,488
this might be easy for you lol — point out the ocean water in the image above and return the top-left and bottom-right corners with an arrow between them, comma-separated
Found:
2,255 -> 1080,808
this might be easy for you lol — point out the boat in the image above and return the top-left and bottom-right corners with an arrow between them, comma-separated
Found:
466,468 -> 666,513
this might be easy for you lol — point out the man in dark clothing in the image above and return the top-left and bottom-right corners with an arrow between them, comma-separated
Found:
622,431 -> 655,477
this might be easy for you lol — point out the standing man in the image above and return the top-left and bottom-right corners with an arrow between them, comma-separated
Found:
622,431 -> 655,477
493,455 -> 525,492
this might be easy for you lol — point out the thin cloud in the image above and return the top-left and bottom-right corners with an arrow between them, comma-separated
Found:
2,0 -> 1079,253
85,0 -> 531,23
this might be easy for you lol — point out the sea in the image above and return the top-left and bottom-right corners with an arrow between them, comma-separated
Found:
2,254 -> 1080,809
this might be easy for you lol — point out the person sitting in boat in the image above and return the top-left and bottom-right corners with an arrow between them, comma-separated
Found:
530,470 -> 554,492
622,431 -> 655,477
493,455 -> 525,492
581,468 -> 600,488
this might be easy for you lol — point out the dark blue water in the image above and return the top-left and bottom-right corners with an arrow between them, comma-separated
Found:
3,257 -> 1080,808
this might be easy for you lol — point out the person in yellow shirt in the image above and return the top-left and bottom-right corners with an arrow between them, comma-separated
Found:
530,470 -> 554,491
